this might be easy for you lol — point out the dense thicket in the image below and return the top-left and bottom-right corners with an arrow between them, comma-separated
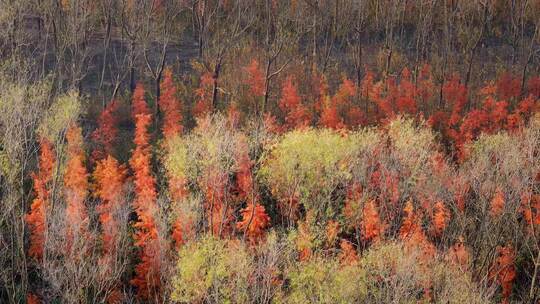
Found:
0,1 -> 539,303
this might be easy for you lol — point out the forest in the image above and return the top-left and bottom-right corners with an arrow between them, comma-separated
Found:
0,0 -> 539,303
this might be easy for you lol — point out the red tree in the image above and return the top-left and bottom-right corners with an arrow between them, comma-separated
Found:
362,199 -> 385,242
244,59 -> 265,97
159,68 -> 183,139
64,126 -> 90,249
94,155 -> 127,254
91,100 -> 119,161
279,76 -> 311,130
193,72 -> 214,118
26,139 -> 55,260
129,86 -> 162,300
236,203 -> 271,245
491,246 -> 516,304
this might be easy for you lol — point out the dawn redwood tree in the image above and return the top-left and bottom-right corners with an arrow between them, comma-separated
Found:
26,139 -> 56,260
129,85 -> 162,301
361,199 -> 384,243
159,68 -> 183,138
91,100 -> 119,161
63,126 -> 90,250
432,200 -> 450,237
244,59 -> 265,99
94,155 -> 127,255
193,72 -> 214,118
278,76 -> 310,130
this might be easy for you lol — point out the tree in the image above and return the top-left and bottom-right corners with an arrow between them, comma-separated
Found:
26,139 -> 56,260
129,85 -> 162,301
278,76 -> 310,130
362,199 -> 384,243
159,67 -> 183,139
91,100 -> 119,161
63,126 -> 90,251
94,155 -> 127,255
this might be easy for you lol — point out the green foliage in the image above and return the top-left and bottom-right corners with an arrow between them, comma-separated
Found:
171,236 -> 252,304
280,241 -> 490,304
259,128 -> 361,220
38,91 -> 82,142
359,242 -> 490,304
163,135 -> 189,180
172,114 -> 246,184
284,256 -> 366,304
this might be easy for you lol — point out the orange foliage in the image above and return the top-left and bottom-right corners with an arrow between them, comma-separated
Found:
129,91 -> 161,300
94,155 -> 127,254
64,126 -> 90,248
399,200 -> 417,239
27,293 -> 40,304
91,100 -> 119,161
235,143 -> 254,202
236,203 -> 271,245
132,83 -> 151,119
26,139 -> 55,260
400,201 -> 435,257
319,104 -> 343,129
279,76 -> 311,130
172,210 -> 194,249
159,68 -> 183,139
432,201 -> 450,236
362,199 -> 385,242
491,246 -> 516,304
338,239 -> 358,265
244,59 -> 265,97
193,72 -> 214,118
325,220 -> 339,246
490,188 -> 506,217
521,194 -> 540,230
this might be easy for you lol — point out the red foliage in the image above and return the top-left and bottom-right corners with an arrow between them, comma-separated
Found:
26,139 -> 55,260
236,203 -> 271,245
91,100 -> 119,161
400,201 -> 435,257
94,155 -> 127,254
64,126 -> 90,248
432,201 -> 449,236
396,68 -> 417,114
193,72 -> 214,118
244,59 -> 265,97
235,141 -> 254,202
362,199 -> 385,242
490,188 -> 505,217
521,194 -> 540,230
338,239 -> 358,265
491,246 -> 516,304
129,92 -> 161,299
172,210 -> 194,249
443,74 -> 468,126
159,68 -> 183,139
279,76 -> 311,130
132,83 -> 151,120
319,104 -> 343,129
345,106 -> 366,128
27,293 -> 40,304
